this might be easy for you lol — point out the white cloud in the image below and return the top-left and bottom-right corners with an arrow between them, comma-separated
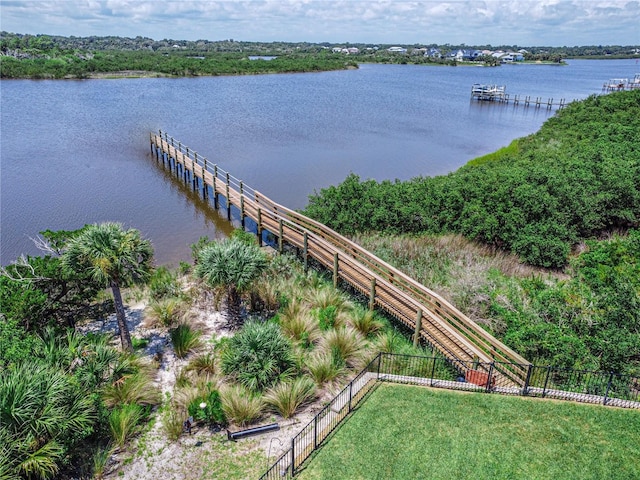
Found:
1,0 -> 638,45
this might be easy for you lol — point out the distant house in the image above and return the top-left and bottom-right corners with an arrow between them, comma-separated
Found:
425,47 -> 442,58
449,49 -> 482,61
346,47 -> 359,54
493,51 -> 524,63
388,46 -> 407,53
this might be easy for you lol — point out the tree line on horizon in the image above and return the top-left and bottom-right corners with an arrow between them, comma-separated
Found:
1,31 -> 638,78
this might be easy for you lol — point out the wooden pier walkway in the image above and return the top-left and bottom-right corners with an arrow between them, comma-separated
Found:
471,84 -> 567,109
150,131 -> 531,385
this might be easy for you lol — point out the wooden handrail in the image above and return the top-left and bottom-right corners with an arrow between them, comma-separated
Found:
150,132 -> 531,384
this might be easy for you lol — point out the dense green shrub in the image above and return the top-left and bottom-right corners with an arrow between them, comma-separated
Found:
221,320 -> 296,391
188,389 -> 226,426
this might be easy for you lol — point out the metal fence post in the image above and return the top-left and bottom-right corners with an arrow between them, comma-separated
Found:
290,438 -> 295,477
603,372 -> 614,406
522,364 -> 533,396
314,415 -> 318,450
542,366 -> 552,398
486,362 -> 495,393
430,356 -> 437,387
376,352 -> 382,379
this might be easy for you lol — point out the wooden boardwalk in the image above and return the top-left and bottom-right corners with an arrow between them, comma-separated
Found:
150,131 -> 531,385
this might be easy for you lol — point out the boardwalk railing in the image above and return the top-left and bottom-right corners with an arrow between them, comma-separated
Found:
260,352 -> 640,479
150,131 -> 531,385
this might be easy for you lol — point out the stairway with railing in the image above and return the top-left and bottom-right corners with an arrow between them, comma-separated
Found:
150,131 -> 531,385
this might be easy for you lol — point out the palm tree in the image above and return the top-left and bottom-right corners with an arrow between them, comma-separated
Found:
194,238 -> 267,324
62,223 -> 153,352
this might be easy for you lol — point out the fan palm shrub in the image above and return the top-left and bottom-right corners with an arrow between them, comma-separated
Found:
264,377 -> 317,419
195,238 -> 268,324
170,323 -> 202,358
0,362 -> 95,479
220,385 -> 265,427
221,320 -> 295,392
62,222 -> 153,352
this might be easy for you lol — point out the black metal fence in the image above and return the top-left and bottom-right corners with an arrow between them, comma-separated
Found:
259,353 -> 640,479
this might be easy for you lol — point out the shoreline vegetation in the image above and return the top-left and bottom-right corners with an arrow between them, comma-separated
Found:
1,31 -> 638,79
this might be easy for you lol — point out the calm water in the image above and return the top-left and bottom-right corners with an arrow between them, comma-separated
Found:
2,59 -> 638,265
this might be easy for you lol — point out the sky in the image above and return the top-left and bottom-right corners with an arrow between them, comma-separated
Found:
1,0 -> 639,47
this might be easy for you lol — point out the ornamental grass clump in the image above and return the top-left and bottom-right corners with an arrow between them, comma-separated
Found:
109,404 -> 143,447
347,308 -> 385,338
144,297 -> 186,328
170,323 -> 202,358
305,350 -> 346,387
220,385 -> 265,427
102,370 -> 161,408
319,327 -> 369,370
184,352 -> 218,380
264,377 -> 317,419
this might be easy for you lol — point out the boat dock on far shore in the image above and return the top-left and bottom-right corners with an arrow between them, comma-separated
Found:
602,74 -> 640,92
471,84 -> 567,109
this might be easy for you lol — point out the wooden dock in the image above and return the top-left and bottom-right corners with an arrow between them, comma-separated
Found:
150,131 -> 531,386
602,74 -> 640,92
471,84 -> 567,109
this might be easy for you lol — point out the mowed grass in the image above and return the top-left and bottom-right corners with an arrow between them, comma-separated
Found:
296,384 -> 640,480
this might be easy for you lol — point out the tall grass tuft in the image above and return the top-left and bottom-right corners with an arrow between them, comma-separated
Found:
91,444 -> 114,479
220,385 -> 265,427
347,308 -> 385,338
108,404 -> 143,447
279,307 -> 321,346
102,371 -> 161,408
264,377 -> 317,419
170,323 -> 202,358
144,297 -> 185,328
305,350 -> 346,387
319,327 -> 369,370
185,352 -> 217,380
161,406 -> 186,441
306,286 -> 353,313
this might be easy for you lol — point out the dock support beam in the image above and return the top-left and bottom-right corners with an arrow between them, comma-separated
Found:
369,278 -> 376,311
413,310 -> 422,347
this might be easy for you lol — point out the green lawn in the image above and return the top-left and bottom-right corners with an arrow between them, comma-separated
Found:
296,384 -> 640,480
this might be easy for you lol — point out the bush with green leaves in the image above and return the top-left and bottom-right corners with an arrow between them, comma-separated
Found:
195,237 -> 268,323
148,266 -> 182,300
221,320 -> 296,392
188,389 -> 226,426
